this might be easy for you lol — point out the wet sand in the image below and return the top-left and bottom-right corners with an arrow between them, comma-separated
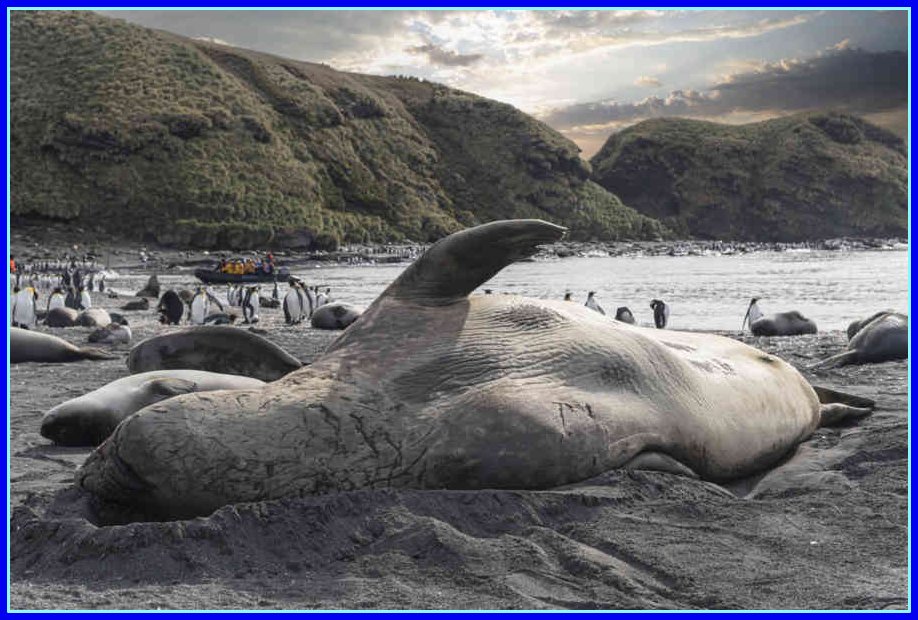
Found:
8,290 -> 908,610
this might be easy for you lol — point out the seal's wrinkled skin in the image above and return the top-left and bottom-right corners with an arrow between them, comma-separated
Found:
78,220 -> 872,519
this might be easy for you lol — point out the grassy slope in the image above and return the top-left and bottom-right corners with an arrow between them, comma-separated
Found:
590,113 -> 907,241
11,11 -> 665,249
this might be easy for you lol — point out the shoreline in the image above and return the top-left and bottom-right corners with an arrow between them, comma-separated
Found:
10,220 -> 908,272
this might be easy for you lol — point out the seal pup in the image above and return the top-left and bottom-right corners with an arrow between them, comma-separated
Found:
614,306 -> 636,324
45,306 -> 80,327
77,308 -> 112,328
650,299 -> 669,329
136,275 -> 160,298
126,325 -> 302,381
814,312 -> 907,368
742,298 -> 816,337
310,302 -> 364,330
203,312 -> 237,326
120,298 -> 149,311
157,290 -> 184,325
11,327 -> 117,363
88,323 -> 132,345
77,220 -> 872,519
40,370 -> 266,447
584,291 -> 605,315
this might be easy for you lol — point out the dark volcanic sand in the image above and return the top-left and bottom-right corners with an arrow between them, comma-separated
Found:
8,291 -> 907,610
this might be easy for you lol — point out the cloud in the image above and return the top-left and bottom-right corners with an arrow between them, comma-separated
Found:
542,48 -> 907,137
406,43 -> 484,67
635,76 -> 662,87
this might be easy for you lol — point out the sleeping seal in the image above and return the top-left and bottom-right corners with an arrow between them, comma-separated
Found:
11,327 -> 117,363
44,307 -> 79,327
77,220 -> 872,519
126,325 -> 302,381
41,370 -> 265,446
815,311 -> 907,368
743,297 -> 817,337
310,302 -> 363,330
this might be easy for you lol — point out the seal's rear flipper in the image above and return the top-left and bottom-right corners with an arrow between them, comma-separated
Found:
810,350 -> 858,370
78,347 -> 118,360
622,451 -> 699,479
382,220 -> 567,305
819,403 -> 873,427
811,385 -> 875,409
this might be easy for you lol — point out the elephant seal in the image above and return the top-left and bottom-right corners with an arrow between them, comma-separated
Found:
126,325 -> 302,381
45,307 -> 79,327
11,327 -> 117,363
310,302 -> 363,330
203,312 -> 237,326
815,312 -> 908,368
40,370 -> 266,447
88,323 -> 132,345
121,298 -> 149,311
614,307 -> 635,324
77,220 -> 872,520
136,275 -> 160,298
77,308 -> 112,328
743,298 -> 816,336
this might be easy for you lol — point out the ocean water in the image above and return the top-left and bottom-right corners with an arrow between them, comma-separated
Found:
114,248 -> 908,332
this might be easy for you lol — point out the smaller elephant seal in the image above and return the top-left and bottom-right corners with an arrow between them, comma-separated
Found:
88,323 -> 132,345
157,290 -> 184,325
310,302 -> 364,330
77,308 -> 112,328
121,297 -> 150,311
127,325 -> 302,381
742,297 -> 816,337
815,311 -> 907,368
45,306 -> 79,327
614,306 -> 636,324
11,327 -> 117,363
135,275 -> 161,298
40,370 -> 266,446
259,295 -> 281,309
203,312 -> 237,326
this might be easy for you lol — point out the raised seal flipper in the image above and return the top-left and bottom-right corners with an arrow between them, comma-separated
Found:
381,220 -> 567,305
819,403 -> 873,426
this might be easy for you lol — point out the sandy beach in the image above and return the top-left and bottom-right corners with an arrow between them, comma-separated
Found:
8,283 -> 907,610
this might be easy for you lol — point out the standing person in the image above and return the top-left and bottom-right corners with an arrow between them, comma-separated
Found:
9,255 -> 16,274
584,291 -> 605,315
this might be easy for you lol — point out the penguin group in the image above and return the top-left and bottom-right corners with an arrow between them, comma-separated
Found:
566,291 -> 669,329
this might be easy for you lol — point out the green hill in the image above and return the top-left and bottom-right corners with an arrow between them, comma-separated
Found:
11,10 -> 665,249
589,113 -> 907,241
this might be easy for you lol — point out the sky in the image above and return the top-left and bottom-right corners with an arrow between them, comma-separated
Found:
99,9 -> 909,157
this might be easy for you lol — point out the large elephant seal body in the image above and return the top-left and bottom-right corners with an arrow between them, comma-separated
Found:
126,325 -> 302,381
78,220 -> 872,519
11,327 -> 117,363
310,302 -> 364,330
41,370 -> 265,447
817,311 -> 907,368
45,307 -> 79,327
77,308 -> 112,328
